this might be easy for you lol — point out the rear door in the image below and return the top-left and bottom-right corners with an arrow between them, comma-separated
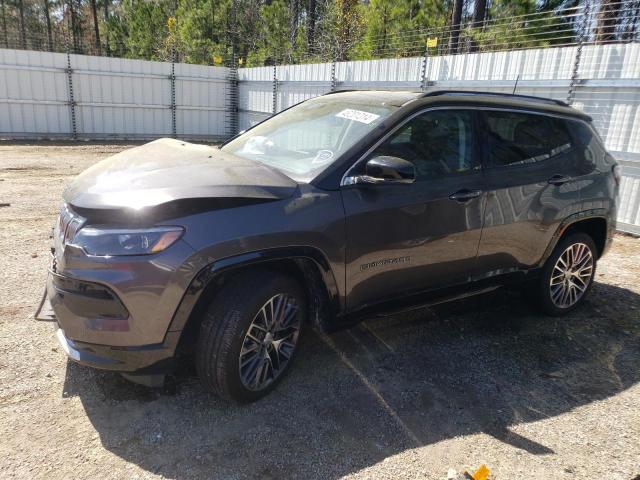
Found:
476,109 -> 583,276
341,109 -> 486,311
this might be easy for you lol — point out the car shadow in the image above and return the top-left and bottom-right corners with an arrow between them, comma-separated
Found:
62,282 -> 640,479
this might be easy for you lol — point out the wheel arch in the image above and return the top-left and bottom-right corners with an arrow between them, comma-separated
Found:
540,209 -> 611,267
166,247 -> 341,354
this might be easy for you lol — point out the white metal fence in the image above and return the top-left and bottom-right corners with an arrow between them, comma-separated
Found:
0,48 -> 230,140
239,43 -> 640,146
238,42 -> 640,235
0,45 -> 638,234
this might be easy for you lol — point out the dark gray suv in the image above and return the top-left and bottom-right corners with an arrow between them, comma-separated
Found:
43,90 -> 619,402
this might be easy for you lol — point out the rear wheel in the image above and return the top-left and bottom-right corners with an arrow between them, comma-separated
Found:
533,232 -> 597,316
195,270 -> 306,403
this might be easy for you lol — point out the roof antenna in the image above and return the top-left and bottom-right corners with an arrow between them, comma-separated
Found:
512,74 -> 520,94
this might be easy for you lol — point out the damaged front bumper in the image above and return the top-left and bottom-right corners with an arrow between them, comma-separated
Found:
41,273 -> 180,376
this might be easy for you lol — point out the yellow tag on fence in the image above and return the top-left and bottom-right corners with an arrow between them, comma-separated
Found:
213,55 -> 222,65
426,37 -> 438,48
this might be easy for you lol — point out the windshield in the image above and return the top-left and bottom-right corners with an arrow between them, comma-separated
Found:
221,93 -> 402,182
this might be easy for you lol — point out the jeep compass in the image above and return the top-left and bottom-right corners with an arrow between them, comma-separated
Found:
43,90 -> 619,402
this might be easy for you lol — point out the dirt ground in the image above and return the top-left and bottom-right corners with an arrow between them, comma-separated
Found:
0,142 -> 639,480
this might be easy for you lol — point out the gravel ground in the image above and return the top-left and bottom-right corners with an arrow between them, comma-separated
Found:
0,142 -> 639,480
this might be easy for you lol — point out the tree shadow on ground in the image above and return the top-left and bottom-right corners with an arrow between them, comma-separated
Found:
63,282 -> 640,479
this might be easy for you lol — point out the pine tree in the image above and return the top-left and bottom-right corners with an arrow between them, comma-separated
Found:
90,0 -> 100,53
18,0 -> 26,47
122,0 -> 172,59
103,0 -> 109,54
1,0 -> 7,48
595,0 -> 623,42
42,0 -> 52,50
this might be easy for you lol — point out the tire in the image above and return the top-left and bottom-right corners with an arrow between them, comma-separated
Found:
532,232 -> 597,316
195,269 -> 307,403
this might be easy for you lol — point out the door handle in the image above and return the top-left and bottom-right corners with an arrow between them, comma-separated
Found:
449,189 -> 482,202
548,174 -> 572,186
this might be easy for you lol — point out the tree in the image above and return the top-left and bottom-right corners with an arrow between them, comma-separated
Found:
333,0 -> 362,60
245,0 -> 291,65
173,0 -> 232,64
469,0 -> 487,52
42,0 -> 53,50
360,0 -> 396,57
448,0 -> 463,53
124,0 -> 172,59
18,0 -> 26,48
289,0 -> 300,49
467,0 -> 579,52
595,0 -> 623,42
1,0 -> 8,48
405,0 -> 446,31
1,0 -> 587,63
307,0 -> 316,50
103,0 -> 109,54
90,0 -> 100,53
473,0 -> 486,26
67,0 -> 79,51
103,8 -> 128,57
357,0 -> 445,59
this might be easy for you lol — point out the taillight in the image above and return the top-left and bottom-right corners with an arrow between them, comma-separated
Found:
613,164 -> 621,186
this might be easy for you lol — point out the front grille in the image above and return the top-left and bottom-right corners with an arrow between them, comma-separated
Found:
55,204 -> 86,251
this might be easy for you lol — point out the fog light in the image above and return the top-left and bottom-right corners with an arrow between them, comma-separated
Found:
85,317 -> 130,332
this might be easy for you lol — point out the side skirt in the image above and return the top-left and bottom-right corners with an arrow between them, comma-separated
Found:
332,269 -> 540,331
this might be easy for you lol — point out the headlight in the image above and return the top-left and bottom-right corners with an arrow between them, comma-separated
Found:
72,226 -> 184,256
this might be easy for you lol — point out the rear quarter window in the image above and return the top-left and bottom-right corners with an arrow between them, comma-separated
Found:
483,110 -> 573,167
565,118 -> 606,168
566,118 -> 601,147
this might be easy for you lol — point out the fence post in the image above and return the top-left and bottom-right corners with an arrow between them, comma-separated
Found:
330,56 -> 337,92
226,0 -> 239,137
170,47 -> 177,138
227,54 -> 239,137
65,36 -> 77,139
420,44 -> 429,91
272,60 -> 278,115
567,0 -> 590,105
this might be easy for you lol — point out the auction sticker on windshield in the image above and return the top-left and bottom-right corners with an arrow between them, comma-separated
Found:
336,109 -> 381,124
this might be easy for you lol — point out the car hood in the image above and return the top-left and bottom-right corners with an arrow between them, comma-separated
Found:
63,138 -> 298,210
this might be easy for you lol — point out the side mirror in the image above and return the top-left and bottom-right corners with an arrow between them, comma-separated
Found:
343,156 -> 416,186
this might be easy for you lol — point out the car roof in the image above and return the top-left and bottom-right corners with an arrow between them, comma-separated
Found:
319,89 -> 423,107
326,89 -> 592,121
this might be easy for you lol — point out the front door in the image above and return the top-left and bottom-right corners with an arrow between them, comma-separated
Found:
341,109 -> 486,311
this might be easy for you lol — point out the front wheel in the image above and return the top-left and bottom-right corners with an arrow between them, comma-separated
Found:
533,232 -> 597,316
195,270 -> 306,403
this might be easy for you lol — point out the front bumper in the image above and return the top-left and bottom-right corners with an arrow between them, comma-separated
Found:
54,325 -> 178,373
45,273 -> 180,373
47,270 -> 130,337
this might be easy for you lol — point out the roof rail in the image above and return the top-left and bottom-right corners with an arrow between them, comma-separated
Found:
323,89 -> 359,95
423,90 -> 569,107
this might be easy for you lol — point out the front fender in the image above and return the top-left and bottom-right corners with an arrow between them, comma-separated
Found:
164,246 -> 342,340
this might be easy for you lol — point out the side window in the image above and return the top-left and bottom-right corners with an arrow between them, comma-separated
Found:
566,118 -> 602,167
372,110 -> 477,181
483,111 -> 573,167
567,118 -> 597,146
